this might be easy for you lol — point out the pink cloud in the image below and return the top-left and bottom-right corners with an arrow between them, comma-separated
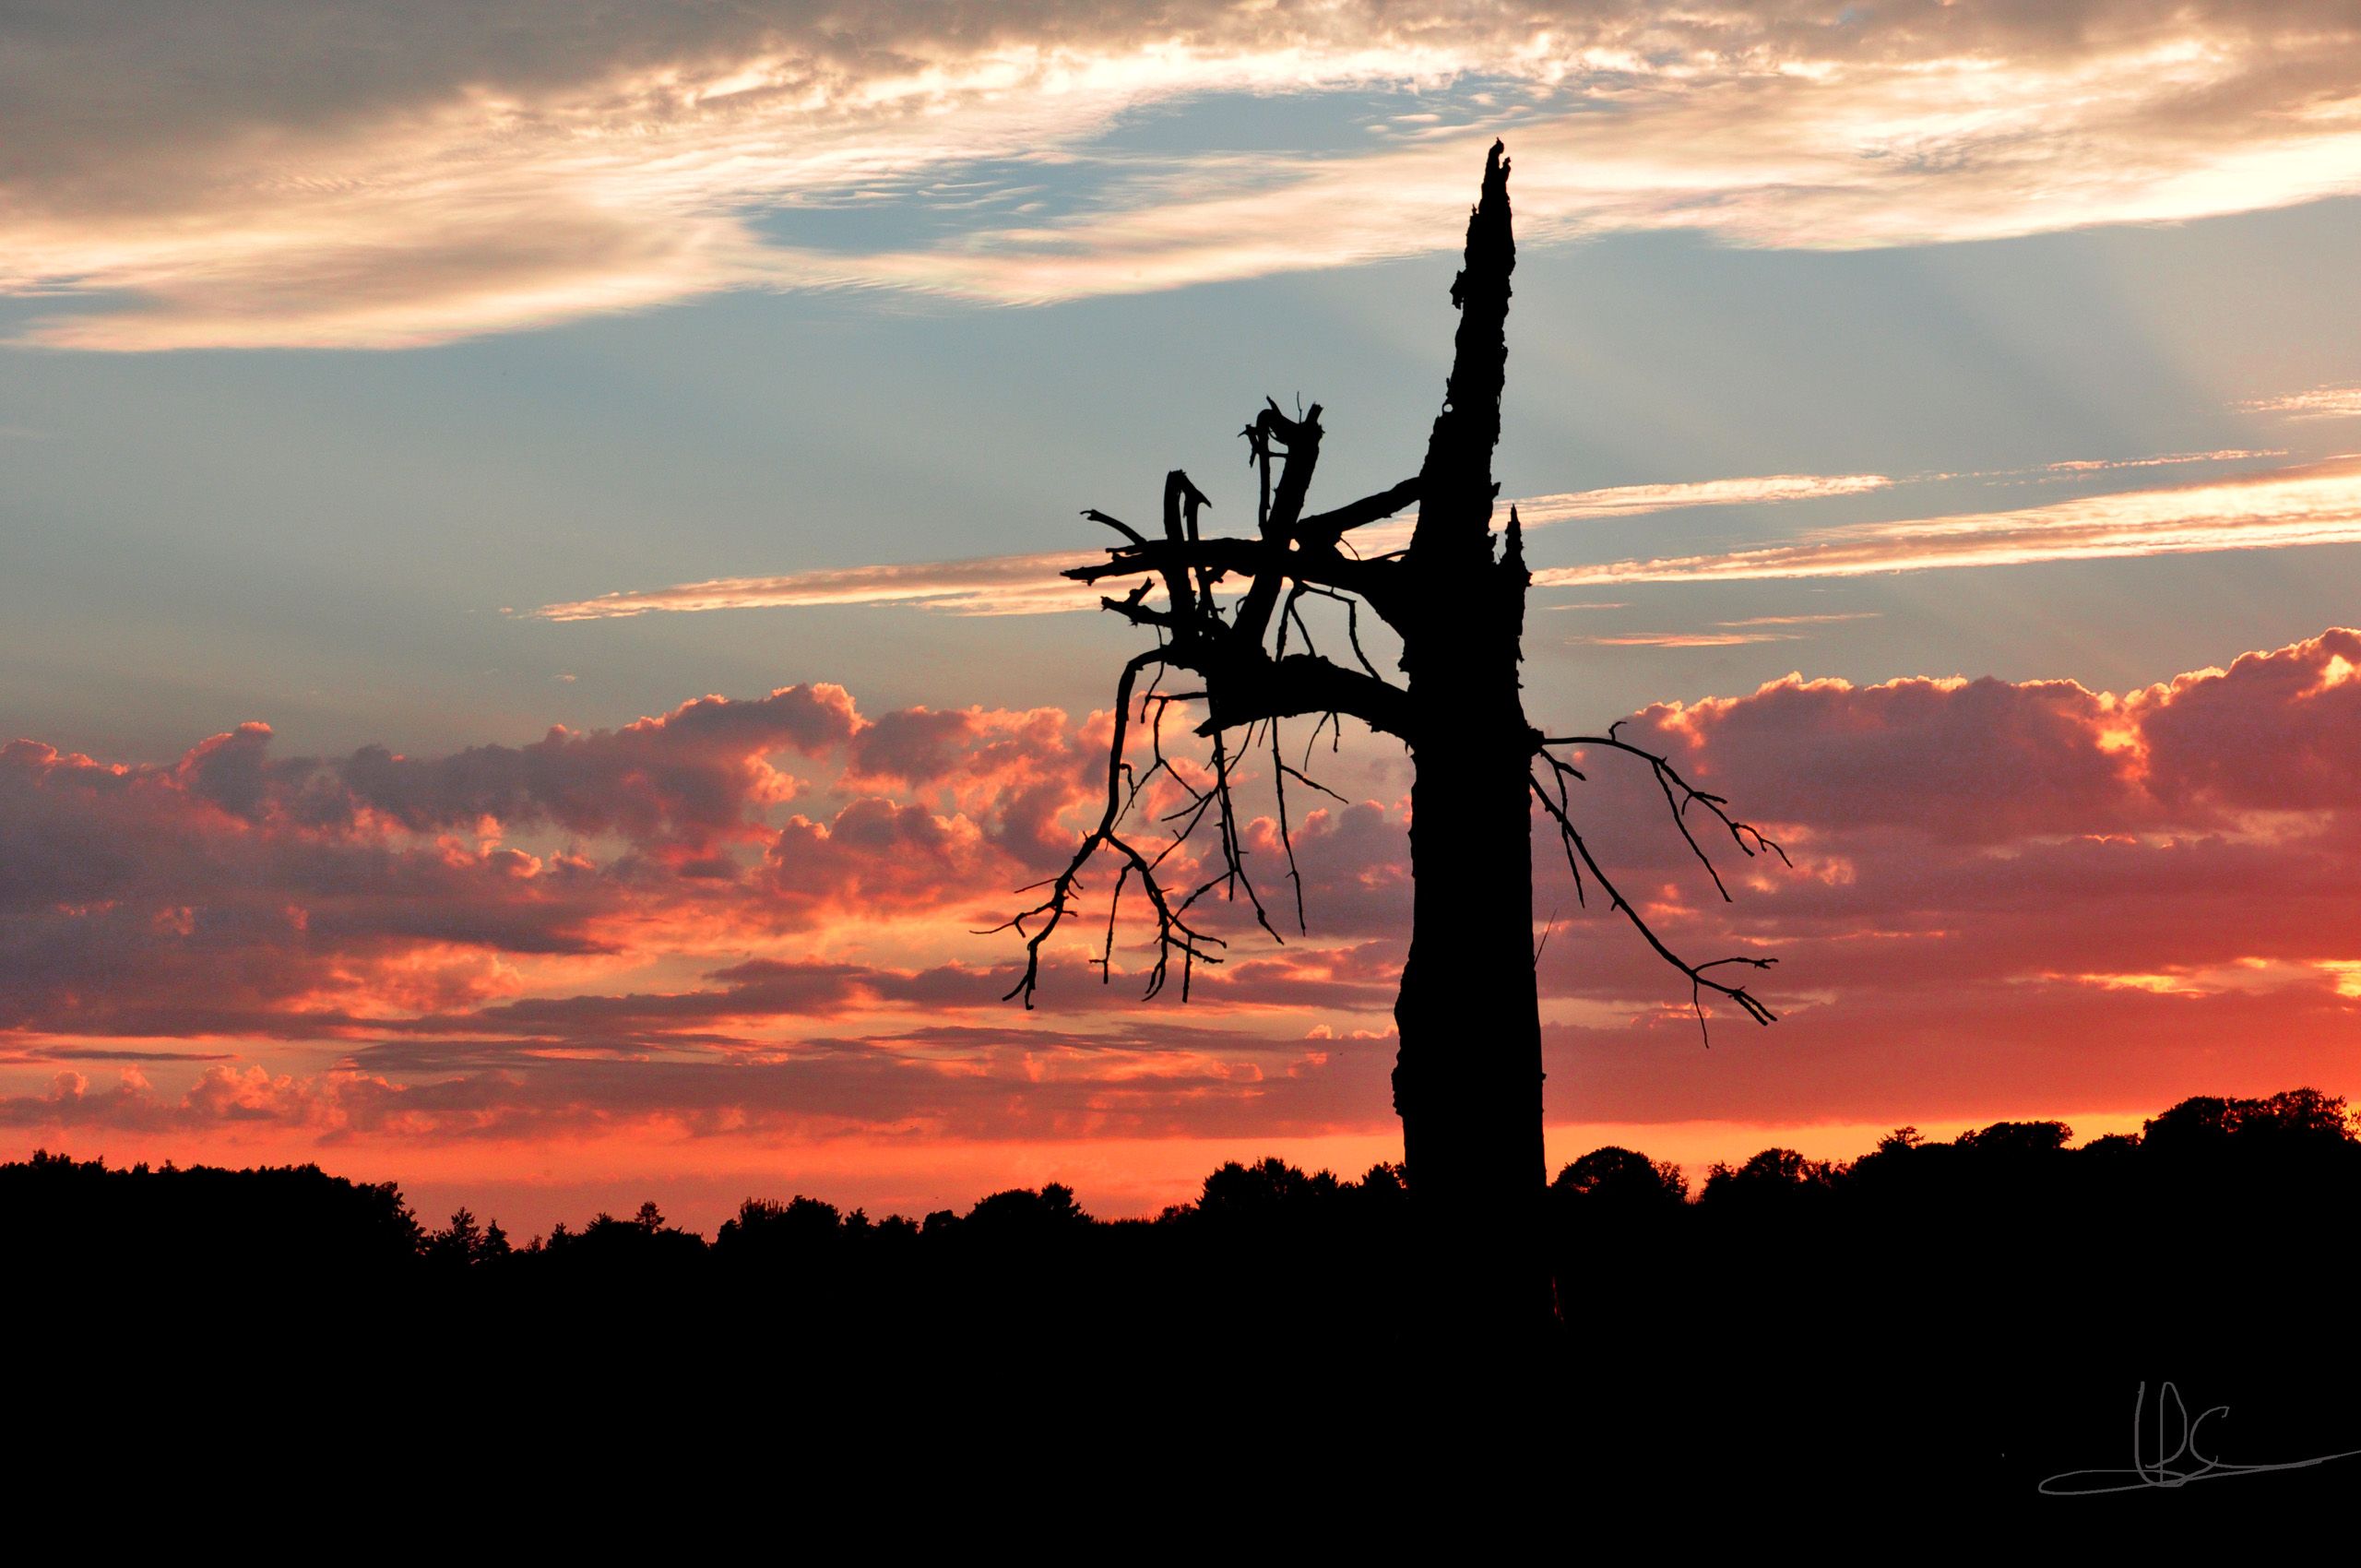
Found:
0,683 -> 1100,1039
12,629 -> 2361,1188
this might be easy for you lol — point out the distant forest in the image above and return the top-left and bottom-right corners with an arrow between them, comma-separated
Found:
15,1086 -> 2352,1275
17,1087 -> 2359,1507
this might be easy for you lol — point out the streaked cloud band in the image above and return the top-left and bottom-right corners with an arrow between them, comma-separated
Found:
531,456 -> 2354,622
1539,457 -> 2361,588
532,550 -> 1104,622
530,470 -> 1893,620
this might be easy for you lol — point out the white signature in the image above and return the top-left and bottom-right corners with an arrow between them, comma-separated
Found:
2040,1381 -> 2361,1494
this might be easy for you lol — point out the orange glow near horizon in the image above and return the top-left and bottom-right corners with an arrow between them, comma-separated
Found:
1,1109 -> 2168,1241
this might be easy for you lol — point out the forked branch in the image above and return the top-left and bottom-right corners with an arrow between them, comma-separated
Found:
982,650 -> 1228,1007
1540,722 -> 1792,899
1529,725 -> 1788,1042
1528,768 -> 1776,1043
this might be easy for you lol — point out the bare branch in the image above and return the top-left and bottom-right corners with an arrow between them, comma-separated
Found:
1195,651 -> 1410,742
1019,396 -> 1422,1004
1276,583 -> 1315,662
1279,758 -> 1348,805
1302,708 -> 1341,768
1232,400 -> 1325,647
1270,717 -> 1306,934
1298,475 -> 1419,548
1099,579 -> 1175,630
1082,508 -> 1146,547
1291,581 -> 1385,682
1528,773 -> 1776,1043
1538,726 -> 1792,897
1155,469 -> 1211,618
994,650 -> 1228,1008
1536,755 -> 1585,908
1066,535 -> 1400,619
1204,722 -> 1280,944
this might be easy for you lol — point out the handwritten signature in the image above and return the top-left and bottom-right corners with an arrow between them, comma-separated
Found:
2040,1381 -> 2361,1494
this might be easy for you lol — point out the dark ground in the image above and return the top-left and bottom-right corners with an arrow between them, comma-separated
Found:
11,1089 -> 2356,1533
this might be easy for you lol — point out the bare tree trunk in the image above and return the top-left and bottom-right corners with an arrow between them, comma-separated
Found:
1394,625 -> 1549,1335
1392,142 -> 1552,1336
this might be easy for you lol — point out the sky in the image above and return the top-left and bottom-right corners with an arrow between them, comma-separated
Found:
7,1 -> 2361,1234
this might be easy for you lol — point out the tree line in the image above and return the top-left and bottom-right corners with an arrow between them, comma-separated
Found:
14,1087 -> 2356,1504
12,1085 -> 2351,1315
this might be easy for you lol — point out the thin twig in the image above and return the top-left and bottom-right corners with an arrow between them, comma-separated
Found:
1527,772 -> 1776,1044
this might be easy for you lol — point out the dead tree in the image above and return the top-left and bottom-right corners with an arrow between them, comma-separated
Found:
995,142 -> 1784,1332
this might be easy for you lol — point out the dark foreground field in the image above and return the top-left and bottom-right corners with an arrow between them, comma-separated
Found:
12,1089 -> 2358,1526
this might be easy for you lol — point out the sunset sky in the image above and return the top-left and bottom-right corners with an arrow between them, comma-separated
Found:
8,1 -> 2361,1234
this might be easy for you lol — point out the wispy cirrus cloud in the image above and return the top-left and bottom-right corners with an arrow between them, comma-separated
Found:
1574,612 -> 1879,648
529,550 -> 1105,621
1347,471 -> 1897,552
2238,386 -> 2361,422
2036,449 -> 2283,475
530,452 -> 2319,621
1540,455 -> 2361,587
8,3 -> 2361,349
530,469 -> 1895,621
1578,632 -> 1797,648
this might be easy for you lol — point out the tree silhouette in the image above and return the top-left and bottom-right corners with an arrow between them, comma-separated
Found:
996,141 -> 1784,1329
1552,1146 -> 1689,1213
425,1205 -> 484,1267
1700,1146 -> 1838,1206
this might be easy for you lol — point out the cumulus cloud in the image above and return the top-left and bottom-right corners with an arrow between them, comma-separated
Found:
14,629 -> 2361,1158
1531,628 -> 2361,1012
8,2 -> 2361,348
321,684 -> 862,854
0,683 -> 1101,1039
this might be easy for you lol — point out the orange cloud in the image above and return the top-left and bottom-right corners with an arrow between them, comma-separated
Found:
2237,386 -> 2361,421
1576,632 -> 1802,648
2040,449 -> 2284,474
1540,456 -> 2361,586
528,471 -> 1896,621
530,552 -> 1105,622
0,683 -> 1104,1042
